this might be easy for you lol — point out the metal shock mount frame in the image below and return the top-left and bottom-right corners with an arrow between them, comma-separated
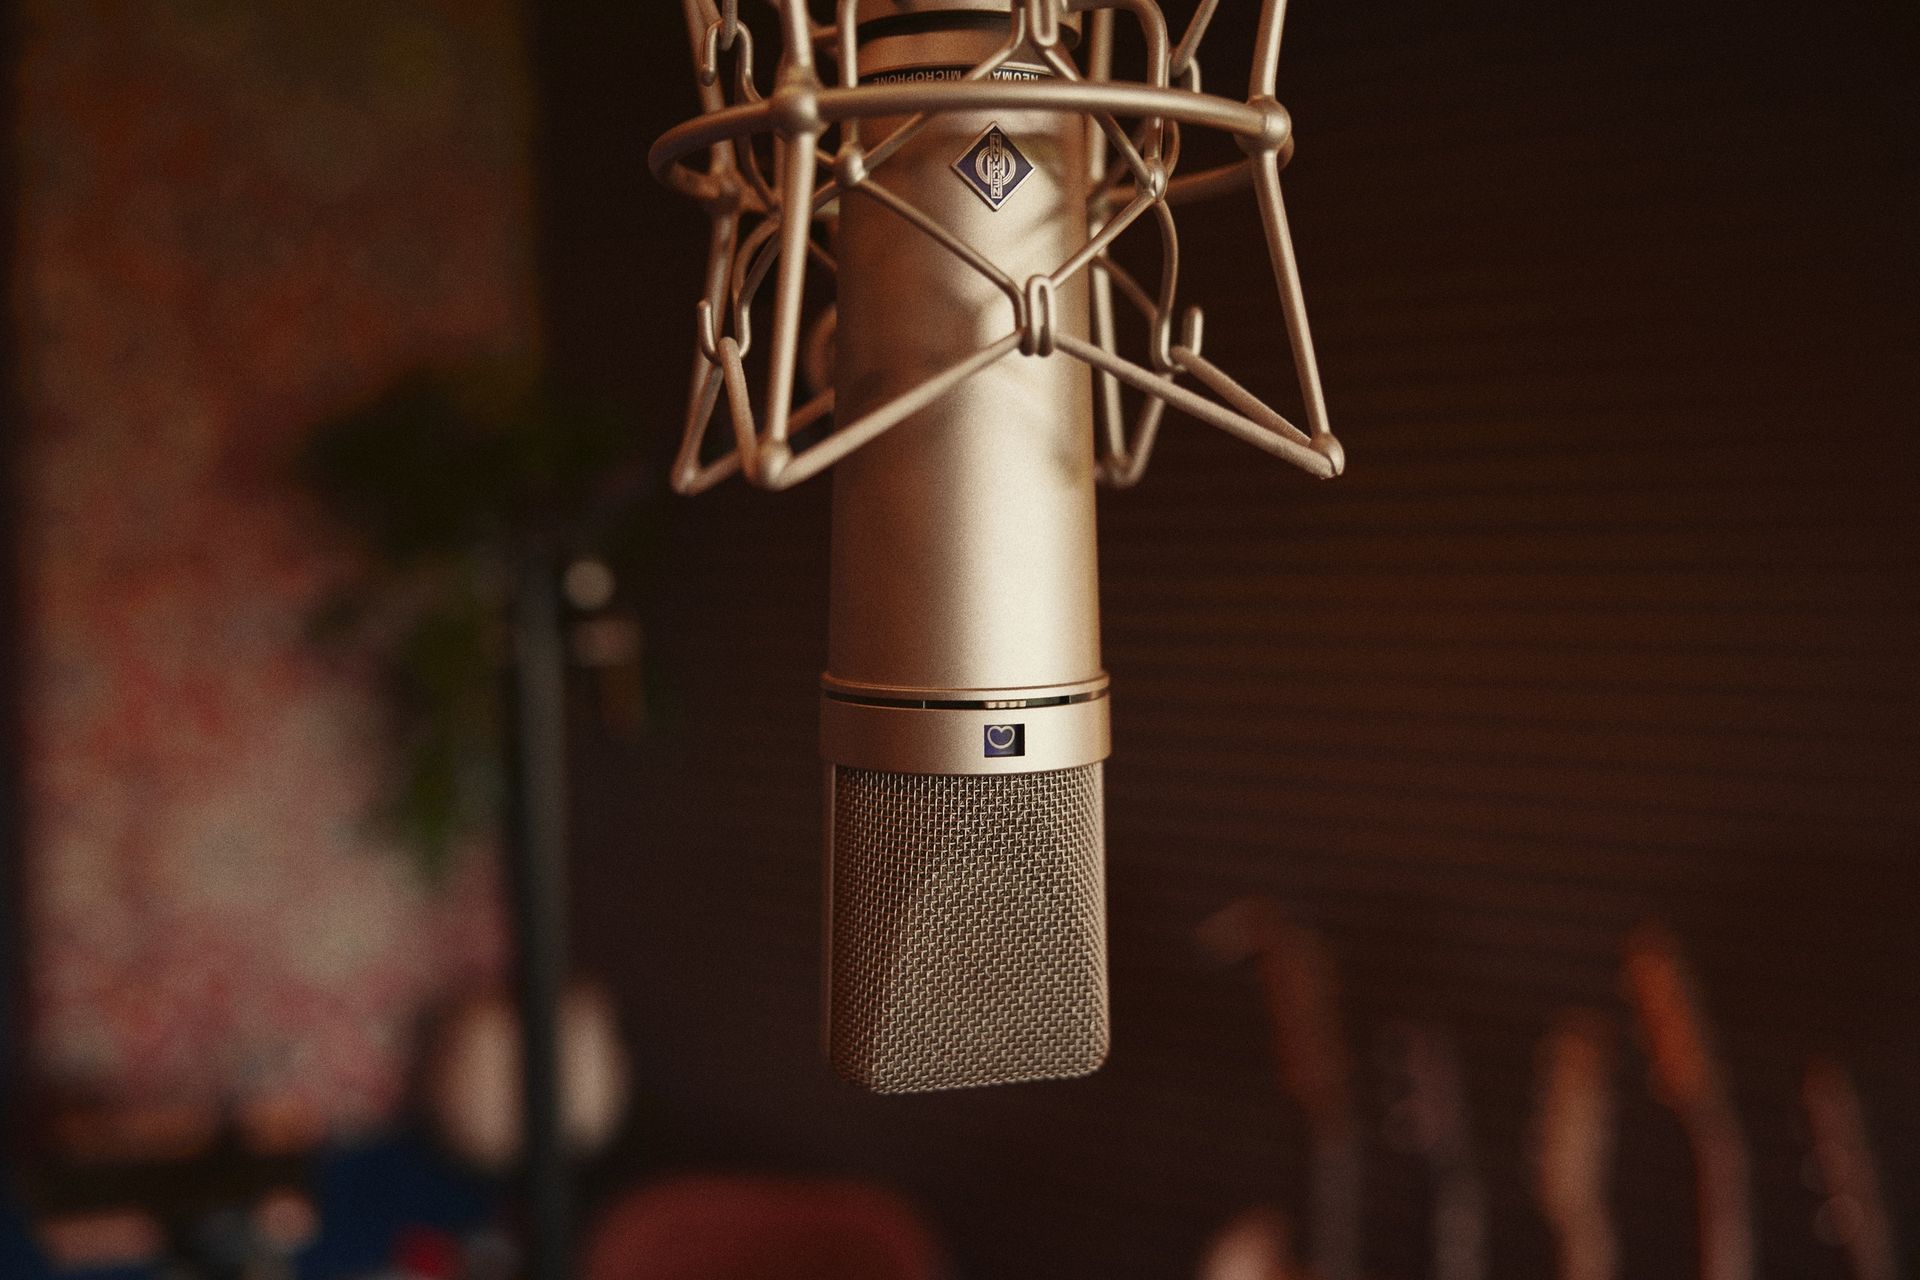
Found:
651,0 -> 1344,494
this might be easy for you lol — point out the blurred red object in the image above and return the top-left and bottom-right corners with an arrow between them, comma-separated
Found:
394,1226 -> 463,1280
584,1176 -> 945,1280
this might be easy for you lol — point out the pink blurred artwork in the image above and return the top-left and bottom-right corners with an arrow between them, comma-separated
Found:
14,1 -> 530,1132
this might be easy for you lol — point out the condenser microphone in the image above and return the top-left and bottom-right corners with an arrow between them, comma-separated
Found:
821,10 -> 1110,1093
654,0 -> 1343,1094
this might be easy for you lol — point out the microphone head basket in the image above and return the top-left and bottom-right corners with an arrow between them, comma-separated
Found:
652,0 -> 1345,495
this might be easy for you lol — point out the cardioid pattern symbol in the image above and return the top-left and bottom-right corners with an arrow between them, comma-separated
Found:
653,0 -> 1346,495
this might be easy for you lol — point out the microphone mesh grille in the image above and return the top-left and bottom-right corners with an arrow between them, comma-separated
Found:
828,763 -> 1109,1094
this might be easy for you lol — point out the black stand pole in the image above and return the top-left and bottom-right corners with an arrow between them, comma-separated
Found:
506,556 -> 572,1280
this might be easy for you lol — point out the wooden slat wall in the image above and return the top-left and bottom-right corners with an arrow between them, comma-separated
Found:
537,1 -> 1919,1276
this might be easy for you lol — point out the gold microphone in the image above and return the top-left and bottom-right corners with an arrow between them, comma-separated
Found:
653,0 -> 1343,1093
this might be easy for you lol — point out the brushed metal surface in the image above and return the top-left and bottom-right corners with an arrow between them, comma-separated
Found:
856,0 -> 1017,18
853,0 -> 1082,39
828,42 -> 1101,698
819,672 -> 1109,702
820,691 -> 1110,774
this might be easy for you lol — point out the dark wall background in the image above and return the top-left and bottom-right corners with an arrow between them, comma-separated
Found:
531,1 -> 1919,1276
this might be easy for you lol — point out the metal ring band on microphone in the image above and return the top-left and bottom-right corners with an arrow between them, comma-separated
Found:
821,690 -> 1110,775
820,672 -> 1110,704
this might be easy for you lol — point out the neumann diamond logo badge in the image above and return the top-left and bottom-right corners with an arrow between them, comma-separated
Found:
954,124 -> 1034,211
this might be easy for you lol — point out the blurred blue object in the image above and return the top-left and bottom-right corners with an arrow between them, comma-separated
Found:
297,1131 -> 495,1280
0,1185 -> 54,1279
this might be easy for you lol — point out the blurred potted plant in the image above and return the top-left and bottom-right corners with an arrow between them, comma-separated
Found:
298,357 -> 664,877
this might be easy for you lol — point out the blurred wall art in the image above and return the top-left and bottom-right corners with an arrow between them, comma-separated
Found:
12,0 -> 537,1140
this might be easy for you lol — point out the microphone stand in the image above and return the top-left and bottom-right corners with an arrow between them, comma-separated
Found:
298,365 -> 668,1280
505,552 -> 574,1280
500,448 -> 661,1280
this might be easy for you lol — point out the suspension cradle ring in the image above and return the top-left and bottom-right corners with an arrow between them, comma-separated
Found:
649,78 -> 1291,204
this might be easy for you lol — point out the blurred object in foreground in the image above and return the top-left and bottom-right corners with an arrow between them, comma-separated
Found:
1198,900 -> 1359,1280
37,1208 -> 165,1275
1623,924 -> 1753,1280
1802,1059 -> 1901,1280
294,1133 -> 499,1280
1198,1208 -> 1307,1280
425,978 -> 630,1172
1381,1023 -> 1486,1280
0,1189 -> 52,1280
21,1124 -> 496,1279
1532,1011 -> 1619,1280
583,1177 -> 944,1280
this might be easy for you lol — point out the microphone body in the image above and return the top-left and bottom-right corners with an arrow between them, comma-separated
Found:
822,18 -> 1112,1093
